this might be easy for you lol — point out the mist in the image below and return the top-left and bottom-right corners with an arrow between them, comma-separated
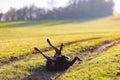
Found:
0,0 -> 114,21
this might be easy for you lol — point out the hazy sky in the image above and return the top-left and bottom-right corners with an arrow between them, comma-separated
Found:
0,0 -> 120,13
114,0 -> 120,13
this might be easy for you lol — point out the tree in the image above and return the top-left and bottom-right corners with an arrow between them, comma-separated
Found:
2,0 -> 114,21
16,6 -> 30,20
0,10 -> 3,21
3,8 -> 16,21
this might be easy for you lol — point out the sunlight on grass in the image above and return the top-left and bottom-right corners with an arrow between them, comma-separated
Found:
58,44 -> 120,80
0,18 -> 120,80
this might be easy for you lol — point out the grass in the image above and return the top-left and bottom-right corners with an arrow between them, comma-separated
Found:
0,17 -> 120,80
0,37 -> 118,80
0,19 -> 120,63
0,19 -> 117,63
57,43 -> 120,80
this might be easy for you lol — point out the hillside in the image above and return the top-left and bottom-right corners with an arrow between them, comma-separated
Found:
0,17 -> 120,80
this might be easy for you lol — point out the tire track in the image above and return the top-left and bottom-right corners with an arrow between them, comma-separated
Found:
51,39 -> 120,80
0,37 -> 101,68
80,39 -> 120,62
26,39 -> 120,80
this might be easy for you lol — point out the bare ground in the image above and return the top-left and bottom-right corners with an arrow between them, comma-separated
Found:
25,39 -> 120,80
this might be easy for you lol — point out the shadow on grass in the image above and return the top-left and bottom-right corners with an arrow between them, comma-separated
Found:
1,21 -> 47,28
22,66 -> 66,80
40,18 -> 99,27
1,17 -> 104,28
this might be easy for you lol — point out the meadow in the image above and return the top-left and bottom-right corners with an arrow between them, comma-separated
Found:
0,17 -> 120,80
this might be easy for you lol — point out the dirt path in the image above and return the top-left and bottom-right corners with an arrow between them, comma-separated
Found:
80,39 -> 120,62
0,37 -> 101,68
26,39 -> 120,80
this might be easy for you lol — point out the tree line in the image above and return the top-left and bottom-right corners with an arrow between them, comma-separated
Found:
0,0 -> 114,21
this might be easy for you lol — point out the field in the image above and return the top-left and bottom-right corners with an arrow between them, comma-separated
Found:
0,17 -> 120,80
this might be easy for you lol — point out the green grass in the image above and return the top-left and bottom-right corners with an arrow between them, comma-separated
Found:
0,19 -> 120,63
57,43 -> 120,80
0,37 -> 118,80
0,17 -> 120,80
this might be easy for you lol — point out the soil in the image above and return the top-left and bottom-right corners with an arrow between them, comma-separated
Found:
25,39 -> 120,80
1,38 -> 120,80
0,37 -> 101,68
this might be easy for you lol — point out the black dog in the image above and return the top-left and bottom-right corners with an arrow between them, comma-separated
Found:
34,39 -> 82,71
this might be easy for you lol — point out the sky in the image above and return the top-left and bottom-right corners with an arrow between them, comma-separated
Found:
0,0 -> 120,13
114,0 -> 120,13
